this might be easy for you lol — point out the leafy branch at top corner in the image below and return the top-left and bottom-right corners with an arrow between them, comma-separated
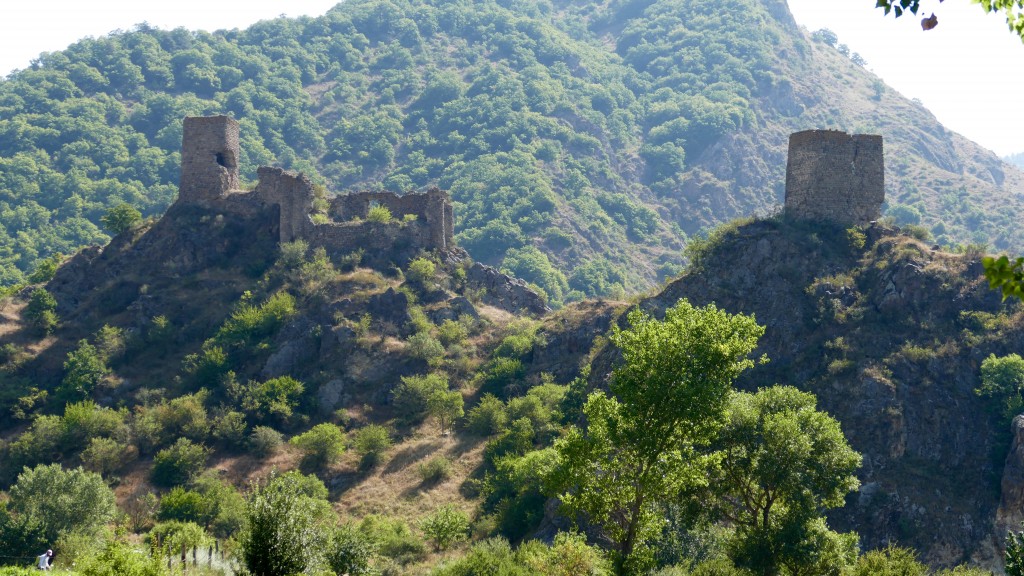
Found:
983,254 -> 1024,302
874,0 -> 1024,41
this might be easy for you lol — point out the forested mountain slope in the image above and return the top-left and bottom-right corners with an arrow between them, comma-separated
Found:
2,0 -> 1022,300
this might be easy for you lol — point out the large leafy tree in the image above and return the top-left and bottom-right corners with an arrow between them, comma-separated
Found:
710,386 -> 861,576
6,463 -> 116,543
550,299 -> 765,574
240,471 -> 333,576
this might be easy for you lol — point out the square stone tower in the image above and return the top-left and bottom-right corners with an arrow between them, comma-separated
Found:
784,129 -> 884,225
178,116 -> 240,204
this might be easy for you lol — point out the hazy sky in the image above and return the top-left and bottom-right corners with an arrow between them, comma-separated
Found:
1,0 -> 1022,156
788,0 -> 1024,156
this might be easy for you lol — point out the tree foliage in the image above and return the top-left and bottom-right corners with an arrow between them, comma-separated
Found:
6,463 -> 116,544
550,300 -> 765,574
240,471 -> 333,576
711,386 -> 861,576
289,422 -> 346,469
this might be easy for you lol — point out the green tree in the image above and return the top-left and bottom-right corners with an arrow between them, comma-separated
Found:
240,471 -> 333,576
393,373 -> 449,423
976,353 -> 1024,420
290,423 -> 345,469
550,300 -> 765,574
7,463 -> 116,543
326,524 -> 377,576
24,288 -> 58,335
711,387 -> 861,576
419,504 -> 469,551
59,340 -> 110,400
351,424 -> 393,468
428,388 -> 464,434
151,438 -> 210,487
100,203 -> 142,235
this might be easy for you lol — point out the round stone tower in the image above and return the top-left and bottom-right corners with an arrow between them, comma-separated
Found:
178,115 -> 240,204
784,129 -> 884,225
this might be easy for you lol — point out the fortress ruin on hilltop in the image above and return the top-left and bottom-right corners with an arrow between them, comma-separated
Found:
177,115 -> 455,256
784,129 -> 884,225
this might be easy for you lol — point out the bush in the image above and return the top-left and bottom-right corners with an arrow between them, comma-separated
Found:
417,456 -> 452,483
248,426 -> 284,458
849,545 -> 927,576
100,203 -> 142,235
241,471 -> 333,576
478,357 -> 525,396
433,537 -> 526,576
976,353 -> 1024,420
81,436 -> 135,477
211,410 -> 248,448
437,319 -> 468,346
466,394 -> 509,436
213,291 -> 296,348
393,373 -> 448,423
227,375 -> 305,425
78,539 -> 165,576
59,340 -> 109,400
151,438 -> 210,487
352,424 -> 393,468
326,524 -> 377,576
406,331 -> 445,366
420,504 -> 469,551
406,257 -> 437,286
24,289 -> 58,335
290,423 -> 345,469
156,487 -> 207,525
367,205 -> 394,223
359,515 -> 426,565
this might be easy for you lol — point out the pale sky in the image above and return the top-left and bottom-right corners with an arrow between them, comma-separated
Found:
1,0 -> 1022,156
788,0 -> 1024,156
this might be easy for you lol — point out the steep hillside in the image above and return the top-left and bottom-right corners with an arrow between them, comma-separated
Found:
580,216 -> 1024,568
1,0 -> 1022,299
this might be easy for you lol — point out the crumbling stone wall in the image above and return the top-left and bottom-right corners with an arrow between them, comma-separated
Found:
784,129 -> 884,225
175,115 -> 456,259
330,189 -> 455,251
178,116 -> 240,204
254,167 -> 315,243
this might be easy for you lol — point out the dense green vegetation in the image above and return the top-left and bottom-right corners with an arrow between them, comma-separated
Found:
0,0 -> 784,291
4,0 -> 1012,296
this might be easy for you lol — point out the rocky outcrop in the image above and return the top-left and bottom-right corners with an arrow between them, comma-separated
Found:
997,415 -> 1024,538
465,263 -> 550,316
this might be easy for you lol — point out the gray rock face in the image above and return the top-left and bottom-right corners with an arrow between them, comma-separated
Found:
317,379 -> 349,415
997,415 -> 1024,537
465,262 -> 550,316
428,296 -> 479,324
366,287 -> 411,333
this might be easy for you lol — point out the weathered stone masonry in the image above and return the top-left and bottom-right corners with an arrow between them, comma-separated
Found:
176,115 -> 454,255
784,129 -> 884,225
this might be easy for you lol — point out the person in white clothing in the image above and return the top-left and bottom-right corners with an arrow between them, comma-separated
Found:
37,549 -> 52,570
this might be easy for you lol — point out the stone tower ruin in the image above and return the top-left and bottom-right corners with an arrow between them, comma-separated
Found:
784,129 -> 884,225
173,115 -> 455,259
178,115 -> 240,204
